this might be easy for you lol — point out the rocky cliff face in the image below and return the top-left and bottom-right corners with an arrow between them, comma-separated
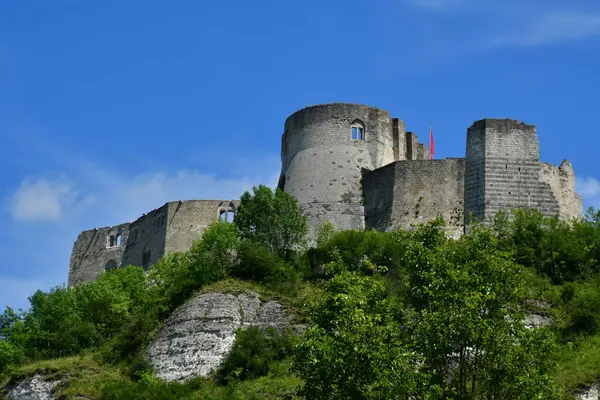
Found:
147,291 -> 293,382
577,385 -> 599,400
4,374 -> 61,400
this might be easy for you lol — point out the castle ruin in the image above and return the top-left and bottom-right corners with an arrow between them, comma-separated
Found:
68,103 -> 582,286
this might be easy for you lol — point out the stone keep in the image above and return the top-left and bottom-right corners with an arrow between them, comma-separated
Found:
68,102 -> 583,285
278,103 -> 429,232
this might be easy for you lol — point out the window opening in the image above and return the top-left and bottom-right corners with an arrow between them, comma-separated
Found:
351,121 -> 365,141
142,250 -> 151,271
115,234 -> 121,246
219,209 -> 235,222
105,260 -> 117,271
109,235 -> 115,247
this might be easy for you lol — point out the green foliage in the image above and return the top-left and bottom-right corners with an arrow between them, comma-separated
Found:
232,241 -> 294,283
217,327 -> 296,384
493,208 -> 600,283
295,271 -> 419,400
296,223 -> 558,399
406,225 -> 557,398
234,185 -> 307,257
0,340 -> 23,373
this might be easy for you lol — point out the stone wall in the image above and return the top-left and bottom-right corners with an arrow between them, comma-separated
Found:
465,119 -> 562,224
164,200 -> 240,254
68,223 -> 130,286
364,158 -> 465,238
120,204 -> 169,271
539,160 -> 583,220
68,199 -> 238,286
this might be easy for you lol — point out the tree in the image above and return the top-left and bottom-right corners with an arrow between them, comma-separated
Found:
405,224 -> 557,399
294,269 -> 420,400
234,185 -> 307,257
295,224 -> 557,400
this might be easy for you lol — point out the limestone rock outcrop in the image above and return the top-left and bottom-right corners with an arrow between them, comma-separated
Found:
4,374 -> 60,400
147,291 -> 292,382
577,385 -> 599,400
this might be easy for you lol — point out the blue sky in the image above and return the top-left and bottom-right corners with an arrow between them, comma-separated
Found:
1,0 -> 600,311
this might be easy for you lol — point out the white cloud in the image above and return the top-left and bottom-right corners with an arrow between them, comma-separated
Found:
8,177 -> 93,223
93,168 -> 281,225
404,0 -> 600,48
576,176 -> 600,207
491,12 -> 600,47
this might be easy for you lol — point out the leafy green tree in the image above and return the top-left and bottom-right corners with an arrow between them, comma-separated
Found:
296,224 -> 557,399
405,224 -> 557,398
294,269 -> 420,400
234,185 -> 307,257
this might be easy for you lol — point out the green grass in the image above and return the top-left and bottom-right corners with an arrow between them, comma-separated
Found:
554,335 -> 600,391
0,353 -> 124,399
199,278 -> 323,324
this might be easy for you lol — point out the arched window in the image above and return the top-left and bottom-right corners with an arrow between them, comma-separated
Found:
107,229 -> 122,248
351,120 -> 365,141
217,201 -> 236,223
105,260 -> 118,271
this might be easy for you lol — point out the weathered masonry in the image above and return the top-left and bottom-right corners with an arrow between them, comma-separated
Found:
68,200 -> 238,286
69,102 -> 582,285
277,103 -> 582,238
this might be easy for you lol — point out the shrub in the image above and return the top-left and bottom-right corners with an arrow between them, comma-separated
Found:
217,327 -> 296,384
234,185 -> 307,257
232,241 -> 294,283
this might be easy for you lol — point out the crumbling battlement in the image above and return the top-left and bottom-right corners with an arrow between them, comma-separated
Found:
68,200 -> 238,286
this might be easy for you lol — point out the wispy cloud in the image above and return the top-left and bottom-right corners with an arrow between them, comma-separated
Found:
8,176 -> 93,223
404,0 -> 600,49
491,12 -> 600,48
576,176 -> 600,210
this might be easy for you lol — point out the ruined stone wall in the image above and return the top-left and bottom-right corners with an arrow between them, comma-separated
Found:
364,158 -> 465,238
539,160 -> 582,220
68,223 -> 130,286
69,199 -> 238,286
465,119 -> 561,223
164,200 -> 240,254
405,132 -> 430,160
120,204 -> 169,270
279,103 -> 399,233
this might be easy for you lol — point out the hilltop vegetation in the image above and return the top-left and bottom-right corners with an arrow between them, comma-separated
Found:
3,185 -> 600,399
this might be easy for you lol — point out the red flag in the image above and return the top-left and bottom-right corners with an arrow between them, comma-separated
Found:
429,125 -> 434,160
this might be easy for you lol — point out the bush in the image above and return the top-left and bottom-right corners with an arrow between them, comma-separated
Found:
217,327 -> 296,384
234,185 -> 307,257
232,242 -> 295,283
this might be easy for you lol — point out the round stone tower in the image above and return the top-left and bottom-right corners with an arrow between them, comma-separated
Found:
278,103 -> 397,233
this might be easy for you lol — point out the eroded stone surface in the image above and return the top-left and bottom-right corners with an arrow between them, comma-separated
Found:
5,374 -> 60,400
577,385 -> 599,400
524,313 -> 552,329
148,291 -> 291,382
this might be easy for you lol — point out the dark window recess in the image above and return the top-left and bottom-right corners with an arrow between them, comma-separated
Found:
142,250 -> 151,271
105,260 -> 117,271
